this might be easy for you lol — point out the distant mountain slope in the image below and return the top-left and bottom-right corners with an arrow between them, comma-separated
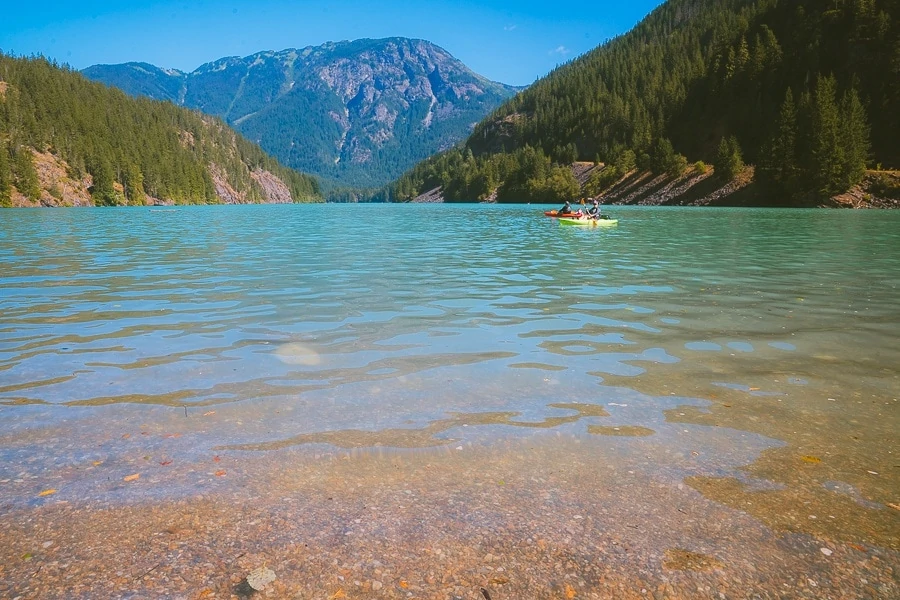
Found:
0,53 -> 320,207
84,38 -> 520,189
386,0 -> 899,205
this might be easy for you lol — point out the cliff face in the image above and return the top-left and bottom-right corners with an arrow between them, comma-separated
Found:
83,38 -> 520,189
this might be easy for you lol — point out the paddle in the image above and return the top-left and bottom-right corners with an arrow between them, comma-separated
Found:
582,197 -> 598,220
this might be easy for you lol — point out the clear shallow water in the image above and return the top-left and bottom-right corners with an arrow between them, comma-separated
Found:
0,205 -> 898,535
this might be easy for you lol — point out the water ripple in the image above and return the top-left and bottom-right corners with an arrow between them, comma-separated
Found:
1,205 -> 898,456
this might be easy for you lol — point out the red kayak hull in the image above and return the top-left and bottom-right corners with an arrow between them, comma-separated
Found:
544,210 -> 580,218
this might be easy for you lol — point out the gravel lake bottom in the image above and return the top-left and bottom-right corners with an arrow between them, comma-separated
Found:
2,435 -> 897,600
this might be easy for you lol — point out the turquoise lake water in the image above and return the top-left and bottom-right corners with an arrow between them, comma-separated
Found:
0,204 -> 898,534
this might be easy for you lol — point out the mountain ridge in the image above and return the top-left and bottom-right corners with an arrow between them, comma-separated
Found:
84,38 -> 521,189
0,53 -> 320,208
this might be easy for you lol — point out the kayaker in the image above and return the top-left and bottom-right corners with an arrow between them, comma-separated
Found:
587,198 -> 603,219
558,200 -> 572,215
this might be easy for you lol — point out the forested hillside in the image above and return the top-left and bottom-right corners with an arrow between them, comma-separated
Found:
83,38 -> 519,190
0,54 -> 320,207
386,0 -> 899,204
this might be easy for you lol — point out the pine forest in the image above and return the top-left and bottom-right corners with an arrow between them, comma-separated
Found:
0,54 -> 320,207
385,0 -> 899,205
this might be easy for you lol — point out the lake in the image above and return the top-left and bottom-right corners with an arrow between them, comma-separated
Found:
1,204 -> 898,598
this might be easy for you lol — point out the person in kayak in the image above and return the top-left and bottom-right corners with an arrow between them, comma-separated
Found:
586,198 -> 605,219
557,200 -> 573,216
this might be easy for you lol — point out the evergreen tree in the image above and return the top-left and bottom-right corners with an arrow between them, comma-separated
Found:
585,165 -> 621,196
809,75 -> 845,198
614,149 -> 637,174
12,146 -> 41,201
650,138 -> 676,175
667,152 -> 688,178
556,143 -> 578,164
90,158 -> 120,206
541,165 -> 581,203
0,143 -> 11,207
649,138 -> 687,177
736,36 -> 751,72
762,88 -> 799,193
839,87 -> 871,189
715,136 -> 744,180
123,163 -> 146,205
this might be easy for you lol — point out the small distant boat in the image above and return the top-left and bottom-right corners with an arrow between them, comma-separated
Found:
558,217 -> 618,227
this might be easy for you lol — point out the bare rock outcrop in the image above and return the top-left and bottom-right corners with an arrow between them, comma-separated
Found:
250,169 -> 294,204
208,164 -> 244,204
10,150 -> 93,207
412,186 -> 444,203
598,166 -> 754,207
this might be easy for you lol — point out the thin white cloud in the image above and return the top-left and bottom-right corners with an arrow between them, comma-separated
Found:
550,45 -> 570,56
503,24 -> 517,31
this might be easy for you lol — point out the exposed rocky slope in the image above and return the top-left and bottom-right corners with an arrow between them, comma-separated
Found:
84,38 -> 520,189
593,167 -> 900,208
412,164 -> 900,209
6,149 -> 307,208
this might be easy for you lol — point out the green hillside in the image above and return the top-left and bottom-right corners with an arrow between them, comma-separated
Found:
386,0 -> 899,204
0,54 -> 320,207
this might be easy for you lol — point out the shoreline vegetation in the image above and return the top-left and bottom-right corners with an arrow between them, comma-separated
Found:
4,153 -> 899,208
407,162 -> 900,209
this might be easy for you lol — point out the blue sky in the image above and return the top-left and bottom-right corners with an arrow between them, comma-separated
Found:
1,0 -> 664,86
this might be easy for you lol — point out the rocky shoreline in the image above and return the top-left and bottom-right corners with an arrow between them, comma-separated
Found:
413,166 -> 900,209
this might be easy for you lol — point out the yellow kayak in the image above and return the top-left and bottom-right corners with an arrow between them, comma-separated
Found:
558,217 -> 618,227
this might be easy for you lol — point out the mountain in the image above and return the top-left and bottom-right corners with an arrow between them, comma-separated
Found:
386,0 -> 900,206
0,53 -> 320,207
83,38 -> 520,190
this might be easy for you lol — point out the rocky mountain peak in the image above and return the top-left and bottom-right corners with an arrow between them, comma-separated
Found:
83,37 -> 520,189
